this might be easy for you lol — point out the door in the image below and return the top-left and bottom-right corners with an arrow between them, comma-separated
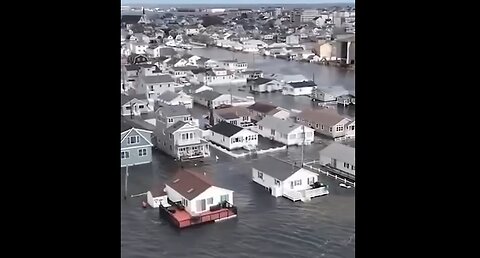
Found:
331,158 -> 337,168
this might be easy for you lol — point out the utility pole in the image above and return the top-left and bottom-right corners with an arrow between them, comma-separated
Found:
124,165 -> 129,200
301,125 -> 305,167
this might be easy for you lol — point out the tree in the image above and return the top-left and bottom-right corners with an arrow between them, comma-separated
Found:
201,15 -> 224,27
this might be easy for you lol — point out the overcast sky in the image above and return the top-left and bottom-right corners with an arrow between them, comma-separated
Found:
122,0 -> 354,5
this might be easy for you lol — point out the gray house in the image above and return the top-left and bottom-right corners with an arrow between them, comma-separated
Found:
121,128 -> 154,167
319,142 -> 355,179
136,73 -> 176,100
153,105 -> 210,160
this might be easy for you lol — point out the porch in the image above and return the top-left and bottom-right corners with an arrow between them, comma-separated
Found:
283,183 -> 329,202
159,200 -> 238,229
176,139 -> 210,160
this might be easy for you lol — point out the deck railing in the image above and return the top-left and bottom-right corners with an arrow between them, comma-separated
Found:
303,161 -> 355,188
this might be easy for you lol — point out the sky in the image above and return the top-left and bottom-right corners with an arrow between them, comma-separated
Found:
121,0 -> 354,5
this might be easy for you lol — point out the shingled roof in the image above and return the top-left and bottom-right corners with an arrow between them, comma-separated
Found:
165,169 -> 214,200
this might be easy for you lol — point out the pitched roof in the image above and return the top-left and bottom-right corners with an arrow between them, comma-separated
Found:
120,127 -> 153,146
297,109 -> 349,126
215,106 -> 251,119
257,116 -> 303,134
141,74 -> 174,84
253,156 -> 302,181
165,169 -> 214,200
171,66 -> 197,71
160,47 -> 177,56
121,15 -> 142,24
209,121 -> 244,137
158,91 -> 179,102
165,121 -> 187,134
251,78 -> 273,85
287,80 -> 316,88
247,102 -> 278,114
120,94 -> 147,106
320,142 -> 355,165
124,64 -> 140,71
157,105 -> 190,118
193,90 -> 222,101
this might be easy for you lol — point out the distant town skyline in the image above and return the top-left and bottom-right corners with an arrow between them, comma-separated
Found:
121,0 -> 355,5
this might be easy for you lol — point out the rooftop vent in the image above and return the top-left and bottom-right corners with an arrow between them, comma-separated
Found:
187,188 -> 194,193
173,178 -> 180,183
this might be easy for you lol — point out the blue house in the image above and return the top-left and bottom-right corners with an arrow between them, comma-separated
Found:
121,128 -> 154,167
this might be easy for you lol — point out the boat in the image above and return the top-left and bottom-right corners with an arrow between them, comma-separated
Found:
339,183 -> 352,189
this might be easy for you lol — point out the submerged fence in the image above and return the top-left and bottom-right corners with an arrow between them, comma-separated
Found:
303,160 -> 355,188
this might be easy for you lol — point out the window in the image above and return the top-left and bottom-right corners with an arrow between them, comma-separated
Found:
275,179 -> 280,186
207,197 -> 213,204
258,171 -> 263,179
232,120 -> 238,125
350,125 -> 355,130
168,118 -> 173,123
138,105 -> 144,109
182,198 -> 189,207
336,126 -> 344,132
316,123 -> 319,129
127,136 -> 140,145
182,133 -> 187,140
259,126 -> 263,130
184,117 -> 189,121
321,125 -> 324,130
149,85 -> 154,91
126,106 -> 131,110
307,177 -> 315,185
271,129 -> 275,135
344,162 -> 350,169
329,127 -> 333,132
211,132 -> 214,136
294,179 -> 302,186
220,194 -> 229,202
138,148 -> 147,156
121,151 -> 130,159
190,133 -> 193,139
352,166 -> 355,170
243,116 -> 248,121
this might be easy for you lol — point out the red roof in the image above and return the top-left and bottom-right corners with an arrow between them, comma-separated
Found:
165,169 -> 214,200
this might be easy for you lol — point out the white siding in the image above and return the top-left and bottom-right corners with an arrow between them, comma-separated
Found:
192,186 -> 234,215
283,169 -> 318,192
251,168 -> 283,197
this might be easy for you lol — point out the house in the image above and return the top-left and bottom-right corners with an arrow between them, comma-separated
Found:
262,34 -> 274,40
161,169 -> 237,228
242,70 -> 264,80
127,53 -> 149,64
193,90 -> 231,108
146,185 -> 169,208
154,105 -> 210,160
133,33 -> 150,42
185,25 -> 200,35
241,40 -> 268,52
295,109 -> 355,139
247,102 -> 290,121
136,74 -> 176,100
314,41 -> 335,61
145,46 -> 177,58
282,80 -> 316,96
208,121 -> 258,150
168,66 -> 197,78
251,156 -> 328,201
217,60 -> 248,72
121,128 -> 154,167
319,142 -> 355,179
213,106 -> 254,128
121,94 -> 153,116
157,91 -> 193,109
314,86 -> 350,102
253,116 -> 314,145
128,41 -> 149,54
274,74 -> 309,84
204,68 -> 236,86
249,78 -> 282,93
181,54 -> 202,66
165,57 -> 188,67
286,34 -> 300,45
182,84 -> 213,95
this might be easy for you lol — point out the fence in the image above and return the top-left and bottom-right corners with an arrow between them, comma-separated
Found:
209,142 -> 286,158
303,160 -> 355,188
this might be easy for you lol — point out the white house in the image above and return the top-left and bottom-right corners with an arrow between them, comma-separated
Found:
250,78 -> 282,93
252,156 -> 328,202
157,91 -> 194,109
164,169 -> 235,216
241,40 -> 268,52
146,186 -> 169,208
193,90 -> 231,108
314,86 -> 350,102
182,84 -> 213,95
185,26 -> 200,35
203,68 -> 238,86
208,121 -> 258,150
217,60 -> 248,72
296,109 -> 355,139
315,41 -> 335,61
254,116 -> 314,146
213,106 -> 254,128
319,142 -> 355,179
282,80 -> 316,96
129,41 -> 148,54
121,94 -> 153,116
286,35 -> 300,45
136,74 -> 176,100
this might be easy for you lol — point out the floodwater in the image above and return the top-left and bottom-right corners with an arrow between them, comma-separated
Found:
189,47 -> 355,118
121,144 -> 355,258
121,48 -> 355,258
